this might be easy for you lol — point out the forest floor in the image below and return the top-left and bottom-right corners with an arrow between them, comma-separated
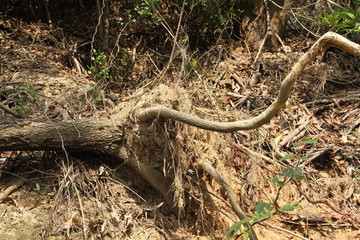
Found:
0,14 -> 360,240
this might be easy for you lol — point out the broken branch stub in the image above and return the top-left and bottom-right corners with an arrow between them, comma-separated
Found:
138,32 -> 360,132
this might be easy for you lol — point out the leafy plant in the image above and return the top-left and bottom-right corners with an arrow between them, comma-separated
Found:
87,49 -> 109,80
186,57 -> 198,72
4,83 -> 38,114
226,167 -> 305,239
191,0 -> 243,29
226,200 -> 302,239
125,0 -> 162,27
321,3 -> 360,34
226,139 -> 314,239
88,83 -> 103,105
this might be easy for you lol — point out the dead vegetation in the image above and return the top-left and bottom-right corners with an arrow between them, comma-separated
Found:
1,2 -> 360,240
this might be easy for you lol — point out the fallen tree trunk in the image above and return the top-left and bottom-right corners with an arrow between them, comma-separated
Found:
0,119 -> 123,153
0,114 -> 177,212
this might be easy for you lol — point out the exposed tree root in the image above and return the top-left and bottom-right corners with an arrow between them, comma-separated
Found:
138,32 -> 360,132
123,150 -> 178,214
136,32 -> 360,238
199,159 -> 258,240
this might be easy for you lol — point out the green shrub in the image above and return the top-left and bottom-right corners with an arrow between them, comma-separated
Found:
321,2 -> 360,34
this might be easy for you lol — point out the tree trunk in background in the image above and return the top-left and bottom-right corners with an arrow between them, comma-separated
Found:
238,0 -> 292,50
95,0 -> 109,53
102,0 -> 110,53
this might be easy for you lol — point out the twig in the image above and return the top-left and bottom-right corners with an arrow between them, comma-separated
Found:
346,118 -> 360,133
102,176 -> 147,203
0,177 -> 26,200
226,92 -> 246,99
290,10 -> 320,38
145,0 -> 186,88
278,218 -> 354,227
270,29 -> 291,53
198,159 -> 258,240
0,102 -> 24,118
233,143 -> 282,166
91,0 -> 106,52
327,0 -> 346,9
253,1 -> 271,66
292,179 -> 352,217
41,0 -> 52,27
74,185 -> 87,240
279,117 -> 311,148
260,222 -> 310,240
305,90 -> 360,107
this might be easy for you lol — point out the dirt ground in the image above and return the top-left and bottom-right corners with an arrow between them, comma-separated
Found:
1,13 -> 360,240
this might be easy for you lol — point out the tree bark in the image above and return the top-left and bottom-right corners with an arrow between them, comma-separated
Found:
238,0 -> 292,50
95,0 -> 109,53
0,115 -> 177,213
0,119 -> 123,154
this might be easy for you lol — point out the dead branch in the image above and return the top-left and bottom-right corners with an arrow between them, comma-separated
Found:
0,177 -> 26,200
138,32 -> 360,132
279,116 -> 311,148
292,179 -> 354,219
0,103 -> 24,118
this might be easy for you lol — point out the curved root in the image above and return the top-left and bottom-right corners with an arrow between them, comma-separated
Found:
138,32 -> 360,132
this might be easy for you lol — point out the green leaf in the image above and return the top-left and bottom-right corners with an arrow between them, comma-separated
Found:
293,167 -> 302,176
255,201 -> 273,214
345,12 -> 355,19
5,86 -> 15,90
243,229 -> 249,240
226,222 -> 241,239
265,177 -> 285,188
226,216 -> 258,239
279,202 -> 301,212
282,168 -> 292,178
255,211 -> 273,220
293,139 -> 318,147
190,58 -> 198,69
283,167 -> 305,181
345,131 -> 360,136
278,154 -> 296,161
279,204 -> 295,212
181,36 -> 189,44
238,217 -> 255,225
34,183 -> 41,191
